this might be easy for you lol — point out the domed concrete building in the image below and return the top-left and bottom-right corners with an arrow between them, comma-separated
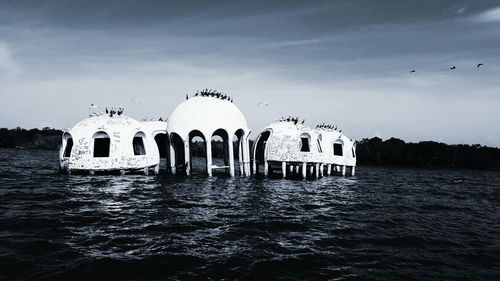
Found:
59,114 -> 162,175
167,91 -> 251,176
252,120 -> 356,178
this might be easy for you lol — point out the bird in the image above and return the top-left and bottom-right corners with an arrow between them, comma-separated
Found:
186,94 -> 189,100
257,102 -> 270,107
89,103 -> 98,109
410,69 -> 416,73
477,63 -> 484,68
450,66 -> 456,70
301,119 -> 305,124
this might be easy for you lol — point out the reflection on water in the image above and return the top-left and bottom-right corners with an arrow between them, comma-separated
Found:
1,148 -> 500,280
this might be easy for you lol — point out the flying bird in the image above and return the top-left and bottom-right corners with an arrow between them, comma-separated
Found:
410,69 -> 416,73
450,66 -> 456,70
477,63 -> 483,68
257,102 -> 270,107
89,103 -> 98,109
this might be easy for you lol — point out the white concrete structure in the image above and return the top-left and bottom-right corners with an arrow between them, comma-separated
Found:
167,95 -> 251,176
59,115 -> 162,174
252,121 -> 356,178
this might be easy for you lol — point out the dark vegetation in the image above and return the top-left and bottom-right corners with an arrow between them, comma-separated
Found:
0,127 -> 62,150
357,137 -> 500,169
1,128 -> 499,169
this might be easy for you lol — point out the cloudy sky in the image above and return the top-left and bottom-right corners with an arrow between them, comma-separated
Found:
1,0 -> 500,146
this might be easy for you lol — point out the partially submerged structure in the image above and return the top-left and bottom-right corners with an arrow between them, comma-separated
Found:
252,120 -> 356,178
167,91 -> 251,176
59,114 -> 164,174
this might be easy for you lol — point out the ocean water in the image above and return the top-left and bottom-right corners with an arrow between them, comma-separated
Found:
0,148 -> 499,281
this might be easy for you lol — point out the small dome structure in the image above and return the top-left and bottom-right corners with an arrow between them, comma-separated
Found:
252,120 -> 356,178
59,115 -> 162,174
167,94 -> 251,177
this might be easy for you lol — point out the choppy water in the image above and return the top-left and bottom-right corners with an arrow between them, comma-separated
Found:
1,148 -> 499,280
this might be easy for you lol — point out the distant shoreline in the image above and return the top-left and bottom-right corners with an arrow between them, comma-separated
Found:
1,127 -> 500,170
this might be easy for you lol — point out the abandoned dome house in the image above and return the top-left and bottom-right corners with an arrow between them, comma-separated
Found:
167,90 -> 252,177
252,119 -> 356,179
59,90 -> 356,178
59,113 -> 167,175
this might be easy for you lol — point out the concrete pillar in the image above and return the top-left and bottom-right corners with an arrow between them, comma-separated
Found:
238,139 -> 244,176
295,165 -> 299,174
206,141 -> 212,177
351,166 -> 356,176
319,164 -> 323,177
315,163 -> 319,178
184,140 -> 190,176
264,161 -> 269,176
327,164 -> 331,176
310,165 -> 314,176
245,138 -> 251,176
228,139 -> 235,177
282,161 -> 287,178
342,165 -> 346,176
302,162 -> 307,179
170,143 -> 176,175
289,165 -> 293,174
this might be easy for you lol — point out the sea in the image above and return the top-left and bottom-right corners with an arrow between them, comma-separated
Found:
0,148 -> 499,280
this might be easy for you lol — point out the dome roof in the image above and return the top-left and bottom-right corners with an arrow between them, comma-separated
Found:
68,115 -> 142,136
167,96 -> 249,140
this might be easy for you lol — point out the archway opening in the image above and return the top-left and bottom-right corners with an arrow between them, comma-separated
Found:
133,132 -> 146,156
170,133 -> 185,174
300,133 -> 311,152
93,131 -> 110,157
154,133 -> 168,158
63,132 -> 73,158
189,130 -> 207,174
255,130 -> 271,162
334,139 -> 344,156
211,129 -> 229,175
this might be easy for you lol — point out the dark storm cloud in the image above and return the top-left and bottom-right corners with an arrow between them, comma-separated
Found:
1,0 -> 500,146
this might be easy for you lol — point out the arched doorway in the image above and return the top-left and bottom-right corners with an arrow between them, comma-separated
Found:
189,130 -> 207,174
170,133 -> 185,175
253,130 -> 271,175
63,132 -> 73,158
334,139 -> 344,156
133,131 -> 146,156
93,131 -> 110,158
154,132 -> 169,173
211,128 -> 230,176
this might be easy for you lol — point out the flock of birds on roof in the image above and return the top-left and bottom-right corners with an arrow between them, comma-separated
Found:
410,63 -> 484,73
188,89 -> 234,102
316,123 -> 341,132
279,116 -> 305,125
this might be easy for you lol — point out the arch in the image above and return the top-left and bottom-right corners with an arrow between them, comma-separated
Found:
63,132 -> 73,158
300,133 -> 311,152
333,139 -> 344,156
154,133 -> 168,158
93,131 -> 110,157
188,129 -> 207,174
133,131 -> 146,156
317,134 -> 323,153
170,132 -> 185,172
211,129 -> 230,172
254,130 -> 271,162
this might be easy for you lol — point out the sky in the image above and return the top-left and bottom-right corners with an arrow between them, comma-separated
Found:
1,0 -> 500,146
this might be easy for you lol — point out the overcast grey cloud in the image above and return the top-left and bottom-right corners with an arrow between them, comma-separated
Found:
1,0 -> 500,146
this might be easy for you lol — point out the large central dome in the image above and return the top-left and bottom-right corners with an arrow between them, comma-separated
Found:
167,96 -> 249,140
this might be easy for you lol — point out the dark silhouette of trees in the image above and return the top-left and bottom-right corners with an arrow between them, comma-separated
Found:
357,137 -> 500,169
